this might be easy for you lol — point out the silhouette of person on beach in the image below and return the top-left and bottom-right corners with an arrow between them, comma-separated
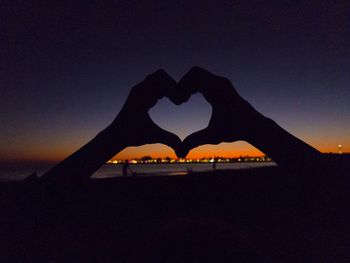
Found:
122,160 -> 130,177
41,66 -> 321,183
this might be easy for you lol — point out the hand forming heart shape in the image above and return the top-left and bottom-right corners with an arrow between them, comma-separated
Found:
113,66 -> 263,159
42,66 -> 321,182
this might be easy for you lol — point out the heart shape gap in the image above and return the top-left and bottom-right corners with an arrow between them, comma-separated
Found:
149,93 -> 212,141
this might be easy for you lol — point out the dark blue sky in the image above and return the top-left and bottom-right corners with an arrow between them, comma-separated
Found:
1,0 -> 349,163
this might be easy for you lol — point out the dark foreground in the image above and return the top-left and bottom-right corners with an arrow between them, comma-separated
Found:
1,160 -> 349,262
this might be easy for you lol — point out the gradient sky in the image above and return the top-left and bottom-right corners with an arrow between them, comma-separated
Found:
1,0 -> 349,166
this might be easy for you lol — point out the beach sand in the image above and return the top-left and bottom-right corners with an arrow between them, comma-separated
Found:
1,159 -> 349,262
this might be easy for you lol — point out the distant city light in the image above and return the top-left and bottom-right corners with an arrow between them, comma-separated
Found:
338,144 -> 342,154
106,156 -> 272,165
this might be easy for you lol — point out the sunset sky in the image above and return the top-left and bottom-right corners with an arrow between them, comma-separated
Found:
1,1 -> 349,167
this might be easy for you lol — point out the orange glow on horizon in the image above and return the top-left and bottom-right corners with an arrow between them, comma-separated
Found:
3,139 -> 348,164
114,142 -> 266,160
112,140 -> 349,161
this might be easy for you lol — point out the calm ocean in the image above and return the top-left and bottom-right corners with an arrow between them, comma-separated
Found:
92,162 -> 277,178
0,162 -> 277,181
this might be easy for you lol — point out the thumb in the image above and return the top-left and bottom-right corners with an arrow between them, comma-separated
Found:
178,128 -> 212,158
151,125 -> 183,156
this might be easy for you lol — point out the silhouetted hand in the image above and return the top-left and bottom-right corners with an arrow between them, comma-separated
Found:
109,69 -> 182,151
42,70 -> 182,182
42,66 -> 320,182
172,67 -> 262,158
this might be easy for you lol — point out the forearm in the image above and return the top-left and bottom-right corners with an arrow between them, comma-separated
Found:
41,125 -> 126,183
244,114 -> 321,168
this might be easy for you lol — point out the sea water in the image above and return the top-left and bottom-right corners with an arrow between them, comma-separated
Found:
91,162 -> 277,179
0,162 -> 277,181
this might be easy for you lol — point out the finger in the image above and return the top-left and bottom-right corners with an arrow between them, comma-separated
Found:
167,82 -> 192,106
150,122 -> 183,155
178,128 -> 214,158
143,69 -> 177,101
123,69 -> 177,113
169,66 -> 214,105
178,66 -> 238,107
